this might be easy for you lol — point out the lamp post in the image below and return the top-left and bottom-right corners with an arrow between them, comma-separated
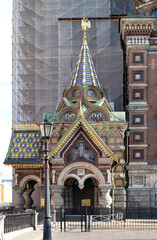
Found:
38,116 -> 53,240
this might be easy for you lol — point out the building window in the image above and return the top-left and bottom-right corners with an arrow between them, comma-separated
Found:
133,53 -> 143,63
133,132 -> 144,142
133,115 -> 144,125
133,89 -> 144,100
132,71 -> 143,82
133,150 -> 144,160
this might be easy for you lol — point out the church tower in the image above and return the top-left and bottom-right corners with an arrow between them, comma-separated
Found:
5,18 -> 128,210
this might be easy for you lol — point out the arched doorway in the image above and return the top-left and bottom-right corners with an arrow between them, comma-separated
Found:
64,177 -> 99,210
73,178 -> 94,208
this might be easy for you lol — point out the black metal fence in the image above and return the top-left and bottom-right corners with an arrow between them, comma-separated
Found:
58,207 -> 157,232
4,213 -> 33,233
3,207 -> 157,233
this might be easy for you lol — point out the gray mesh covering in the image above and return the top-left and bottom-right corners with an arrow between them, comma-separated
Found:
12,0 -> 134,123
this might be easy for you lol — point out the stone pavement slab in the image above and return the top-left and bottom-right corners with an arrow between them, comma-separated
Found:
4,228 -> 157,240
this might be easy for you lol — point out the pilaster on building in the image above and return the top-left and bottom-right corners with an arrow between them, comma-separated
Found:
121,16 -> 157,208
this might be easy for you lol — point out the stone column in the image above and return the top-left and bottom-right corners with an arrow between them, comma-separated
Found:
106,170 -> 111,184
99,185 -> 112,208
13,186 -> 25,208
52,170 -> 56,184
50,185 -> 64,209
23,188 -> 34,209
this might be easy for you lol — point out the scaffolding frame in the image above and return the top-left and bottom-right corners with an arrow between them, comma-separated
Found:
12,0 -> 134,124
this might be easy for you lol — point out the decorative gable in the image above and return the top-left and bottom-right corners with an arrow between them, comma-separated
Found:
49,115 -> 120,162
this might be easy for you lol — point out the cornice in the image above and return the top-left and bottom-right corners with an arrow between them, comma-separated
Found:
12,164 -> 43,168
126,104 -> 150,111
14,123 -> 40,130
126,165 -> 157,171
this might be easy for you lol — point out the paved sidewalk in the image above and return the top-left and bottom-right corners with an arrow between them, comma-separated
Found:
4,228 -> 157,240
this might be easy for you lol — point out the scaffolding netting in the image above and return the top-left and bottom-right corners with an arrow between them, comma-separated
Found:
12,0 -> 134,123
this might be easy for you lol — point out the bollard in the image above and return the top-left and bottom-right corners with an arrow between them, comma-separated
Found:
52,210 -> 56,223
52,210 -> 56,229
33,210 -> 38,230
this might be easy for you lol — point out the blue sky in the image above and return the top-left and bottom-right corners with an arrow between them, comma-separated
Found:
0,1 -> 12,179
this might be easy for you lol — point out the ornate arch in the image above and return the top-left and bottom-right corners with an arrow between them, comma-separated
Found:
84,86 -> 101,99
19,175 -> 41,188
84,106 -> 110,121
57,162 -> 105,186
56,107 -> 78,122
68,86 -> 83,99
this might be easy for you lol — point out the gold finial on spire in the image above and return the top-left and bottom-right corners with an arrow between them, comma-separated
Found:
81,17 -> 91,45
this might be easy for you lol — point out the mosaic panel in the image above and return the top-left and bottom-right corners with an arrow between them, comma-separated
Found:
133,150 -> 144,160
62,113 -> 77,123
67,138 -> 96,163
133,115 -> 144,125
86,89 -> 97,97
133,71 -> 143,82
88,112 -> 105,122
133,89 -> 143,100
73,89 -> 82,97
134,177 -> 143,185
133,53 -> 143,63
133,132 -> 144,143
9,131 -> 42,159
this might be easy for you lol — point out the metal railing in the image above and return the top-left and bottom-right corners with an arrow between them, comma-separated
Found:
4,212 -> 33,233
3,207 -> 157,234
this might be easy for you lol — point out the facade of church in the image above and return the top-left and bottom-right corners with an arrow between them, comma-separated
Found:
4,1 -> 157,210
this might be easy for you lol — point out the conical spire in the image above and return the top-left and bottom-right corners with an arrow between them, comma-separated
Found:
70,18 -> 101,88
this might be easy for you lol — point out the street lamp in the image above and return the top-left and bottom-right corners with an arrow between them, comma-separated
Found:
38,116 -> 53,240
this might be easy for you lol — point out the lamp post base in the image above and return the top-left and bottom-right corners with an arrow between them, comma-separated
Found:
43,217 -> 52,240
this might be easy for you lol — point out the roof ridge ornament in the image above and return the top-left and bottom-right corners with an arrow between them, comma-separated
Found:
81,17 -> 91,45
78,99 -> 84,116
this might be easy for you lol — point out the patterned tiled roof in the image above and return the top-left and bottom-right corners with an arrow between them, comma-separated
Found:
4,130 -> 42,165
70,43 -> 101,88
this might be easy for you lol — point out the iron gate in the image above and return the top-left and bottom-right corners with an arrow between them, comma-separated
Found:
60,207 -> 90,232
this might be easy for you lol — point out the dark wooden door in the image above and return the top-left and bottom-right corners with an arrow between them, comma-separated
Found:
73,178 -> 94,208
